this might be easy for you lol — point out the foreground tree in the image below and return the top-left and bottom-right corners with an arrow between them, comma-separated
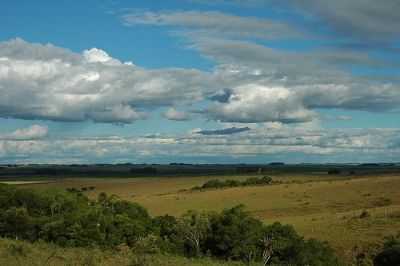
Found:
207,205 -> 263,264
177,210 -> 210,257
374,234 -> 400,266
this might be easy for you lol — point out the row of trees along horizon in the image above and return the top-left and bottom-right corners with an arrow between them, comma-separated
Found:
0,184 -> 398,265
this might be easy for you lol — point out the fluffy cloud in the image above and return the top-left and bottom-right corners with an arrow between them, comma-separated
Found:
0,38 -> 215,124
2,2 -> 400,127
163,107 -> 191,121
208,84 -> 315,123
1,125 -> 48,140
192,37 -> 400,115
121,8 -> 400,123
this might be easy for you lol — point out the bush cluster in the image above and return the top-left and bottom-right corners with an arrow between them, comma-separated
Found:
154,205 -> 339,265
192,176 -> 274,191
0,184 -> 339,265
0,184 -> 152,247
374,233 -> 400,266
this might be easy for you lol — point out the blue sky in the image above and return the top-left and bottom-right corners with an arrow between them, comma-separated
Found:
0,0 -> 400,163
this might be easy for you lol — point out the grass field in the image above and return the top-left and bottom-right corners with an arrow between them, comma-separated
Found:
17,173 -> 400,264
0,180 -> 53,185
0,238 -> 244,266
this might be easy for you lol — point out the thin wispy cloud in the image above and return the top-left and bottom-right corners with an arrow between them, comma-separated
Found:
122,10 -> 306,40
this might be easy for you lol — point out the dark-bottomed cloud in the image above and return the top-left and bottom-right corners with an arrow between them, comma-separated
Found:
197,127 -> 250,135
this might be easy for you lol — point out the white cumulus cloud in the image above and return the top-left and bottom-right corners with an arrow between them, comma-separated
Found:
208,84 -> 315,123
0,38 -> 216,124
2,125 -> 48,140
163,107 -> 190,121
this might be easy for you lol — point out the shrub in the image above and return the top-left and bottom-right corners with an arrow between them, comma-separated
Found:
374,246 -> 400,266
359,210 -> 371,219
374,234 -> 400,266
0,185 -> 152,248
201,179 -> 225,189
206,205 -> 263,263
193,176 -> 274,191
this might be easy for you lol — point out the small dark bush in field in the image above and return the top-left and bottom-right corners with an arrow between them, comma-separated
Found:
359,210 -> 371,219
201,179 -> 225,189
193,176 -> 274,191
243,176 -> 273,186
224,179 -> 241,187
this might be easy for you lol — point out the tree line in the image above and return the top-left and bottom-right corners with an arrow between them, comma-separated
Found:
192,176 -> 276,191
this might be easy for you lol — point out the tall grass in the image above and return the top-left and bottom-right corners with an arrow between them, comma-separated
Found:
0,238 -> 245,266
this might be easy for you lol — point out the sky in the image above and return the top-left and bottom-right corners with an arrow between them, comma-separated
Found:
0,0 -> 400,164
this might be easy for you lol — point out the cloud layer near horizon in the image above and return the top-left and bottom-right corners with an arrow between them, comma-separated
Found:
1,123 -> 400,163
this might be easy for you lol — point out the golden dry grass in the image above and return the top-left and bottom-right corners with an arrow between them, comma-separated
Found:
0,180 -> 53,185
19,173 -> 400,263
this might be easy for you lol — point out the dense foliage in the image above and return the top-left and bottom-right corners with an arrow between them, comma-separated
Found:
0,184 -> 339,265
192,176 -> 275,191
0,185 -> 152,247
374,233 -> 400,266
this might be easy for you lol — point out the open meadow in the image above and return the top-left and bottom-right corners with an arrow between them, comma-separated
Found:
13,171 -> 400,264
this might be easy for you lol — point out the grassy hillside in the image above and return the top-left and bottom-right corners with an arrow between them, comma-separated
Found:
15,173 -> 400,264
0,238 -> 244,266
0,183 -> 341,266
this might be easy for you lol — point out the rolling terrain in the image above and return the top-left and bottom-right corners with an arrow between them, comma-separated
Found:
13,170 -> 400,263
